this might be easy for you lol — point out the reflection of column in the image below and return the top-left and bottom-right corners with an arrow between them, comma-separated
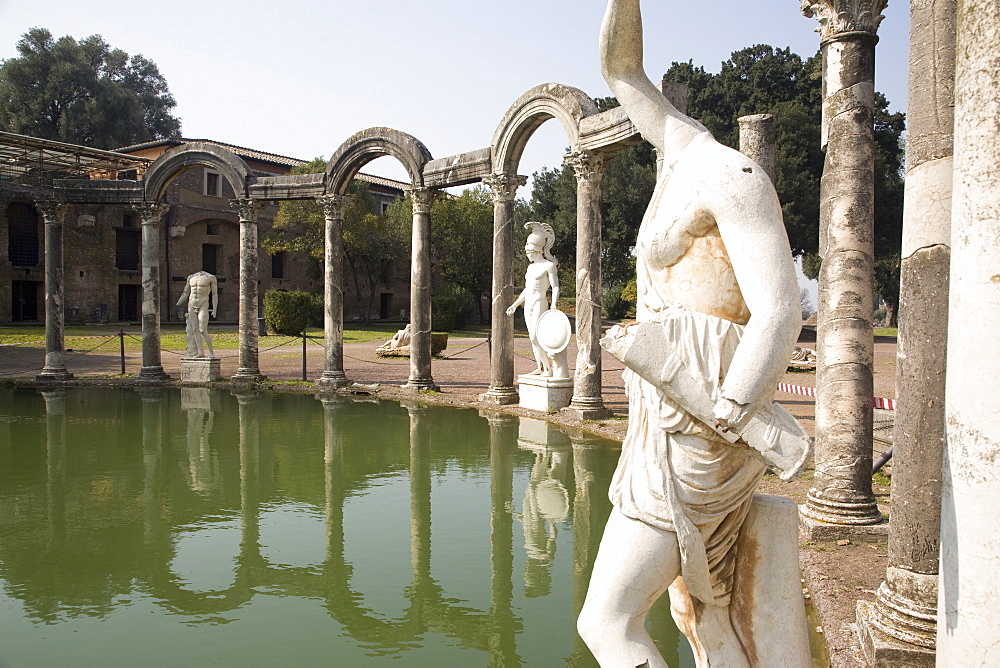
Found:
36,203 -> 72,380
405,402 -> 432,592
563,151 -> 609,420
232,199 -> 264,381
483,411 -> 521,665
236,390 -> 261,562
403,188 -> 438,391
738,114 -> 776,184
135,203 -> 171,380
322,396 -> 345,565
801,0 -> 887,527
140,388 -> 164,543
481,174 -> 526,405
316,195 -> 350,388
938,2 -> 1000,663
858,0 -> 954,662
42,390 -> 67,543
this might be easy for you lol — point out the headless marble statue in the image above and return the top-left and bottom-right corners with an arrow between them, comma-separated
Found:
577,2 -> 803,667
177,271 -> 218,358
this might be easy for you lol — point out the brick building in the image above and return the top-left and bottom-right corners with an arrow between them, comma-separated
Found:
0,132 -> 410,325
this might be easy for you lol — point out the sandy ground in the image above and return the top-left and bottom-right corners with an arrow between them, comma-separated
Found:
2,324 -> 898,666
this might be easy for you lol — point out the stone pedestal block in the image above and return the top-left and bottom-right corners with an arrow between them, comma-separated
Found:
181,357 -> 221,383
798,512 -> 889,542
731,495 -> 812,668
518,374 -> 572,412
856,600 -> 936,667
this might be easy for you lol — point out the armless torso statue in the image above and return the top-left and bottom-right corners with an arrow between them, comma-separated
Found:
177,271 -> 218,358
577,2 -> 802,666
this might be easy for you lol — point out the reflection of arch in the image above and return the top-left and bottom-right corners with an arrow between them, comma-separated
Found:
143,142 -> 252,201
324,128 -> 432,195
490,83 -> 599,176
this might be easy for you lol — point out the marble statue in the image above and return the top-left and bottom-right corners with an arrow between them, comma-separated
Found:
376,323 -> 412,357
177,271 -> 218,358
506,222 -> 570,379
577,2 -> 808,667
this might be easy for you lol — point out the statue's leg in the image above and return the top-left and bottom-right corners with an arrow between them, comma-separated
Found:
199,309 -> 214,357
578,508 -> 680,668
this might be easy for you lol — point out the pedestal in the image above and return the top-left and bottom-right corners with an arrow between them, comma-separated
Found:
181,357 -> 221,383
517,374 -> 572,412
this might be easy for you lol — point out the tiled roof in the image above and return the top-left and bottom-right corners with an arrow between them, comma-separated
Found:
354,172 -> 409,191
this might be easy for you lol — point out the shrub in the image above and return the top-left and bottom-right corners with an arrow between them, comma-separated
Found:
264,290 -> 315,335
602,283 -> 633,320
432,284 -> 475,332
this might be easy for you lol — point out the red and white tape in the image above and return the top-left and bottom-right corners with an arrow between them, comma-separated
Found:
777,383 -> 896,410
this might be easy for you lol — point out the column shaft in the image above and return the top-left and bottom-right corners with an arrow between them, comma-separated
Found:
36,203 -> 72,380
938,0 -> 1000,662
403,188 -> 438,391
565,151 -> 609,420
232,199 -> 263,381
481,174 -> 525,405
136,203 -> 170,380
737,114 -> 777,185
317,195 -> 349,387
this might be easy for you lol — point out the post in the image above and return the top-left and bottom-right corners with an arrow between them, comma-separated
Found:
316,195 -> 350,388
856,0 -> 955,663
480,174 -> 526,405
937,0 -> 1000,663
35,202 -> 72,380
563,150 -> 610,420
119,328 -> 126,375
134,202 -> 171,380
402,187 -> 438,392
800,0 -> 888,533
302,331 -> 307,382
231,199 -> 263,382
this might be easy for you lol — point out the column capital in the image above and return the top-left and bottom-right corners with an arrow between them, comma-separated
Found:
132,202 -> 170,226
483,173 -> 527,203
800,0 -> 887,42
231,198 -> 262,223
35,201 -> 67,224
564,150 -> 605,185
316,194 -> 350,219
406,187 -> 436,214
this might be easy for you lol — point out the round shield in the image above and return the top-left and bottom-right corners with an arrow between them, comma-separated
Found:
535,309 -> 572,355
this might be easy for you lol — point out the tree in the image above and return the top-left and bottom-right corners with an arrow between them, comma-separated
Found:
0,28 -> 181,149
427,186 -> 495,324
262,158 -> 409,323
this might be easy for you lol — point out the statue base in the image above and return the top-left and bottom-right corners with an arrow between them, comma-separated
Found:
181,357 -> 222,383
517,374 -> 573,412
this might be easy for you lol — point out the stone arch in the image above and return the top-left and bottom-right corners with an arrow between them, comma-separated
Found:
490,83 -> 599,176
324,128 -> 432,195
143,142 -> 252,201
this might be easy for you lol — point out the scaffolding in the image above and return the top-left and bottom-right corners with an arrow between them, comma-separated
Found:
0,131 -> 153,187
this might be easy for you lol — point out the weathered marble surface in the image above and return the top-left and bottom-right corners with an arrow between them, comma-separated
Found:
180,357 -> 221,383
177,271 -> 218,358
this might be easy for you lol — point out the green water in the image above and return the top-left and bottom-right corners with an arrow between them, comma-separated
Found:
0,387 -> 691,666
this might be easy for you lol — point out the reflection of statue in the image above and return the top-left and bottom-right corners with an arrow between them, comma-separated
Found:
177,271 -> 218,358
515,443 -> 570,598
506,222 -> 569,378
577,2 -> 806,667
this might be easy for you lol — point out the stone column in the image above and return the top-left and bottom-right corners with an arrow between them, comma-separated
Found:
938,1 -> 1000,663
480,173 -> 526,405
231,199 -> 263,382
135,202 -> 171,380
738,114 -> 777,184
800,0 -> 887,531
563,150 -> 610,420
402,187 -> 438,391
857,1 -> 955,663
35,202 -> 72,380
316,195 -> 350,388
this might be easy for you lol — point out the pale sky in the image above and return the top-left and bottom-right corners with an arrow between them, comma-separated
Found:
0,0 -> 909,189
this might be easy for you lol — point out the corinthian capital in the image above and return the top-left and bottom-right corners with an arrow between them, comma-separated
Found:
35,201 -> 67,225
316,194 -> 350,220
565,150 -> 605,185
231,198 -> 262,223
800,0 -> 887,41
132,202 -> 170,226
482,174 -> 527,203
406,187 -> 436,214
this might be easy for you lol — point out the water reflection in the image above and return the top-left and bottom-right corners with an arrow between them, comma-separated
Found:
0,387 -> 687,665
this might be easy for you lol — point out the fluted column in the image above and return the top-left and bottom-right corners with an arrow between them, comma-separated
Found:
316,195 -> 350,388
800,0 -> 887,529
481,173 -> 526,405
232,199 -> 263,382
402,187 -> 438,391
35,202 -> 72,380
563,150 -> 609,420
938,0 -> 1000,663
135,202 -> 171,380
738,114 -> 777,184
857,0 -> 955,663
